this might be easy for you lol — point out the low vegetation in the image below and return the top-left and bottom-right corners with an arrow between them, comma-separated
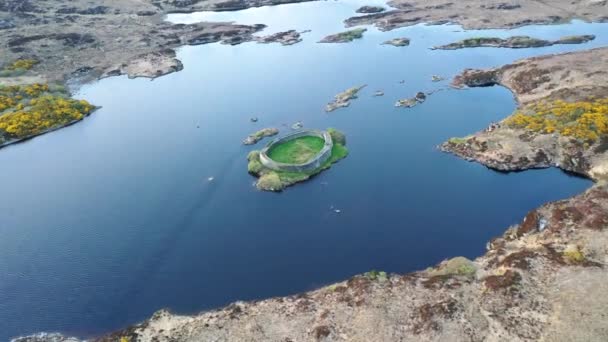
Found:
428,257 -> 477,278
0,83 -> 95,145
0,59 -> 38,77
448,137 -> 469,145
563,247 -> 586,264
505,98 -> 608,143
364,270 -> 388,282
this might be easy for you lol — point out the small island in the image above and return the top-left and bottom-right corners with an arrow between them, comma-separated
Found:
325,85 -> 366,112
356,5 -> 385,14
432,34 -> 595,50
255,30 -> 302,46
395,91 -> 427,108
382,37 -> 410,47
247,129 -> 348,191
242,127 -> 279,145
319,28 -> 367,43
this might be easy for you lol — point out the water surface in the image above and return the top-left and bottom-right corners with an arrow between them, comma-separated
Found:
2,1 -> 603,339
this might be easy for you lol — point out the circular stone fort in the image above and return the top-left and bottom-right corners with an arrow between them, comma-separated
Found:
259,129 -> 333,173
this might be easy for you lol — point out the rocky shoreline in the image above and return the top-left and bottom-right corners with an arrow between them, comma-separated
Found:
5,0 -> 608,341
27,183 -> 605,342
343,0 -> 608,31
0,0 -> 309,87
15,42 -> 608,342
443,48 -> 608,181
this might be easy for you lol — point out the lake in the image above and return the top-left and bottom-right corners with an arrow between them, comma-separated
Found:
2,0 -> 604,339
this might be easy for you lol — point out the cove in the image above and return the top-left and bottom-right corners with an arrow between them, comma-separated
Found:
2,1 -> 603,339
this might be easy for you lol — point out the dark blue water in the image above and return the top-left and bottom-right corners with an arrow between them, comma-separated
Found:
1,1 -> 603,339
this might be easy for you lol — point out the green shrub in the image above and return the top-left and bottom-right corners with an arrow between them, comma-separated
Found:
256,172 -> 283,191
328,128 -> 346,145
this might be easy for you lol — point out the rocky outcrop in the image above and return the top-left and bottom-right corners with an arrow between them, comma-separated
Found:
319,28 -> 367,43
102,49 -> 183,79
325,85 -> 366,112
432,35 -> 595,50
242,127 -> 279,145
444,48 -> 608,181
255,30 -> 303,45
382,37 -> 410,46
395,91 -> 427,108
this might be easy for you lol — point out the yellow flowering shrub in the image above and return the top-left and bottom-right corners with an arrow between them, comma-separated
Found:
505,99 -> 608,143
4,59 -> 38,71
0,84 -> 95,141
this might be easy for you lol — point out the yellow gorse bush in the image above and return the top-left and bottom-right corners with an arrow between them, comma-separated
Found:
0,84 -> 94,140
505,99 -> 608,143
4,59 -> 38,71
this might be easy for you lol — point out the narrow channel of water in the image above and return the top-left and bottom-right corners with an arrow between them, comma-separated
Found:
2,1 -> 603,339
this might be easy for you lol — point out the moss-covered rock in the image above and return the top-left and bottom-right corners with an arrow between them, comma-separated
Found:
428,257 -> 477,278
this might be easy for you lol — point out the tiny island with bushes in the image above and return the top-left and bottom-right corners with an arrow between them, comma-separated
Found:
247,128 -> 348,191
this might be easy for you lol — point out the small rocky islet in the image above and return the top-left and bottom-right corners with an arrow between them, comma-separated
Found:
242,127 -> 279,145
254,30 -> 303,46
319,28 -> 367,43
395,91 -> 427,108
382,37 -> 410,46
325,85 -> 366,112
432,34 -> 595,50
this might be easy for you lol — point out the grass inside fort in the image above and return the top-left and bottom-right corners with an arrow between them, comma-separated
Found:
267,136 -> 325,164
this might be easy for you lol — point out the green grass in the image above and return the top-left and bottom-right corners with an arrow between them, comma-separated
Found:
275,143 -> 348,180
267,136 -> 325,164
